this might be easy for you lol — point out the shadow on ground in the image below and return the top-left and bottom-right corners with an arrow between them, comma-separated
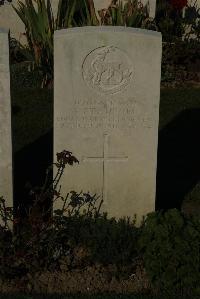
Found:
156,108 -> 200,211
13,129 -> 53,219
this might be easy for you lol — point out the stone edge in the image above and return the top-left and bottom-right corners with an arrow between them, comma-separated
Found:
54,26 -> 161,38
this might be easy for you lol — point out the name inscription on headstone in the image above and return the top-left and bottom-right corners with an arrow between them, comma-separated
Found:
56,97 -> 154,129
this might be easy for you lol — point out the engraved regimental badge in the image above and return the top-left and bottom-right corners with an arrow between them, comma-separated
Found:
82,46 -> 133,95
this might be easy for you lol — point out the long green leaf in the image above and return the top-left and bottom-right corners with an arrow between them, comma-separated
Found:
83,0 -> 91,26
66,0 -> 77,28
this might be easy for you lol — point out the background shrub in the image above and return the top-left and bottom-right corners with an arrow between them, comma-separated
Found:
161,39 -> 200,84
54,212 -> 141,275
138,209 -> 200,297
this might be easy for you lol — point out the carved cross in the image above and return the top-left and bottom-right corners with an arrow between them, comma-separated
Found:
82,134 -> 129,204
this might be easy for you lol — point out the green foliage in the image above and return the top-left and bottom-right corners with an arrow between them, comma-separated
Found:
155,0 -> 186,42
55,0 -> 76,28
12,0 -> 54,88
184,2 -> 200,41
155,0 -> 200,42
0,217 -> 14,278
138,209 -> 200,297
55,0 -> 99,29
11,0 -> 158,89
0,151 -> 80,280
0,150 -> 140,283
11,0 -> 99,88
1,149 -> 200,297
9,37 -> 27,64
54,211 -> 139,272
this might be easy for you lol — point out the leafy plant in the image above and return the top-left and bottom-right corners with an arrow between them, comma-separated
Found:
0,150 -> 107,280
11,0 -> 158,89
155,0 -> 200,42
169,0 -> 187,10
12,0 -> 54,88
138,209 -> 200,297
98,0 -> 157,30
53,210 -> 140,273
11,0 -> 99,88
0,147 -> 143,287
54,0 -> 76,29
155,0 -> 186,42
55,0 -> 99,29
183,1 -> 200,41
9,37 -> 28,64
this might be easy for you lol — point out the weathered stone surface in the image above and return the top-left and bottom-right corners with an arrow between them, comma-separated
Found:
54,26 -> 162,226
0,28 -> 13,214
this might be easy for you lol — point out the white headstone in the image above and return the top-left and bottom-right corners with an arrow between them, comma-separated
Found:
0,28 -> 13,219
54,26 -> 162,226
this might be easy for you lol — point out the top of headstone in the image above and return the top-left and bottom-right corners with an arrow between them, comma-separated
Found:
0,28 -> 9,34
54,26 -> 161,38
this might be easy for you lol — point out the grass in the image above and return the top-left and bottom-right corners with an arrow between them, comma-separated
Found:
159,87 -> 200,130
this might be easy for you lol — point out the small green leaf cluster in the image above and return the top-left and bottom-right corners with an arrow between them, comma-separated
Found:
54,212 -> 140,272
0,201 -> 140,282
137,208 -> 200,297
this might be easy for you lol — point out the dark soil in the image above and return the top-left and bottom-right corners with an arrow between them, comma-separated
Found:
0,258 -> 155,296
